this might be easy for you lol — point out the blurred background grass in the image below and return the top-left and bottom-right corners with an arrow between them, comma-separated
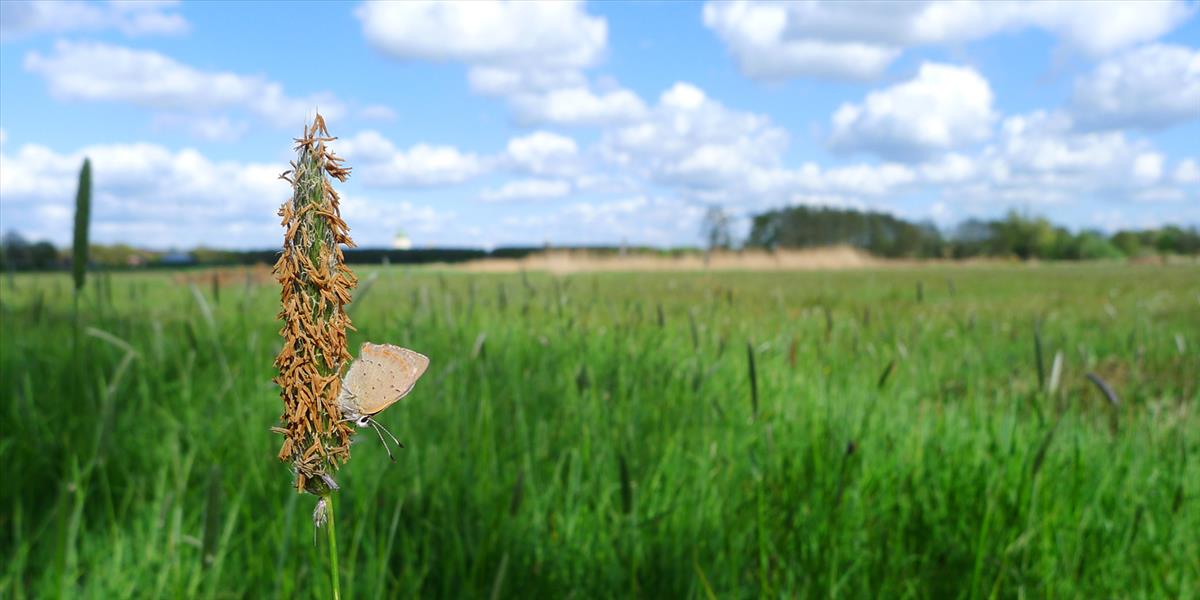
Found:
1,264 -> 1197,598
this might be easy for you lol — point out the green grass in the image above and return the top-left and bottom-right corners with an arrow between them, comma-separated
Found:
1,264 -> 1197,598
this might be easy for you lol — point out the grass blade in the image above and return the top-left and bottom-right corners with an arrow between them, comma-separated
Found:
746,341 -> 758,419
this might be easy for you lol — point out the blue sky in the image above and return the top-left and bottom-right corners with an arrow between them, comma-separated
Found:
1,0 -> 1197,249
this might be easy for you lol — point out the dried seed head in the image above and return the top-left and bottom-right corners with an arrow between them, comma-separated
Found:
273,112 -> 358,492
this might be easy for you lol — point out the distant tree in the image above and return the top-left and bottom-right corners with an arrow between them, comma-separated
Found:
191,246 -> 240,265
1,230 -> 29,271
987,210 -> 1058,259
1075,232 -> 1124,260
701,205 -> 734,263
949,219 -> 991,258
745,205 -> 942,258
29,241 -> 59,269
1152,225 -> 1200,256
1110,231 -> 1144,257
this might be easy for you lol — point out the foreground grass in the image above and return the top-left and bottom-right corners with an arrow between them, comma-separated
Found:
0,264 -> 1197,598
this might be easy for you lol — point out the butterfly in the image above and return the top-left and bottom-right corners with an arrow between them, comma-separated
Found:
337,342 -> 429,460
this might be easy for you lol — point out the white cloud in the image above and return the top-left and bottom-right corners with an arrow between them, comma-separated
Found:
1071,44 -> 1200,131
151,114 -> 250,142
505,131 -> 579,176
745,162 -> 918,201
602,82 -> 788,189
829,63 -> 995,161
468,65 -> 647,125
24,41 -> 342,128
702,0 -> 1194,81
991,111 -> 1140,176
0,141 -> 286,247
507,85 -> 648,126
0,137 -> 478,249
339,130 -> 491,187
356,1 -> 606,70
0,0 -> 188,41
498,195 -> 706,246
358,0 -> 647,127
919,153 -> 978,184
339,129 -> 591,189
1174,159 -> 1200,185
931,110 -> 1185,206
1132,152 -> 1164,183
359,144 -> 489,187
339,195 -> 455,246
702,1 -> 902,81
359,104 -> 397,122
1013,1 -> 1195,57
480,178 -> 571,202
467,66 -> 585,96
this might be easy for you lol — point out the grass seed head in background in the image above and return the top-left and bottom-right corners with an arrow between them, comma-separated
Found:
273,113 -> 358,494
72,158 -> 92,292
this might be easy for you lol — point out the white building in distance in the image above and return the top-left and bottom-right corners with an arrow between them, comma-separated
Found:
392,231 -> 412,250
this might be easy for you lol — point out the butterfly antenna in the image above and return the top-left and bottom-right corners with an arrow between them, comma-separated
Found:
370,418 -> 405,450
367,420 -> 396,462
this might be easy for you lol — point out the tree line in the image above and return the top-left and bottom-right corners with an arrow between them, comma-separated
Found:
0,233 -> 696,272
745,206 -> 1199,260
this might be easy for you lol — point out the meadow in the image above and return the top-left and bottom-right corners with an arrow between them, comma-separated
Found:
0,263 -> 1196,598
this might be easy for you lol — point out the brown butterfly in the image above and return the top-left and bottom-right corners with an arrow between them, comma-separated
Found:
337,342 -> 429,460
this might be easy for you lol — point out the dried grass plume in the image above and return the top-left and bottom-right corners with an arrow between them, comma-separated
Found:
272,113 -> 358,493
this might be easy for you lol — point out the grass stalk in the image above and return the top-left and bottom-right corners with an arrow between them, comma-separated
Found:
72,158 -> 91,294
746,340 -> 758,419
325,493 -> 341,600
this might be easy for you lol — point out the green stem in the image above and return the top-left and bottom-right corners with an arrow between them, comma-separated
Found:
325,494 -> 341,600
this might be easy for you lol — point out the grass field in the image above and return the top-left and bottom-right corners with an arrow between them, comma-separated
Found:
1,263 -> 1197,598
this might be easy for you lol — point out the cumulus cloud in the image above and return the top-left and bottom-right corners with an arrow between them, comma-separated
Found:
357,0 -> 647,126
0,0 -> 188,41
467,66 -> 585,96
1071,44 -> 1200,131
933,110 -> 1180,206
702,0 -> 1194,81
480,178 -> 572,202
498,195 -> 706,246
339,129 -> 593,189
1174,159 -> 1200,185
359,104 -> 397,122
738,106 -> 1192,212
356,1 -> 605,70
745,162 -> 918,201
1132,152 -> 1165,184
989,111 -> 1143,177
828,63 -> 995,161
505,85 -> 648,126
0,140 -> 286,247
504,131 -> 580,176
0,137 -> 467,248
602,82 -> 788,189
701,1 -> 903,81
24,41 -> 343,128
151,114 -> 250,142
468,66 -> 648,125
339,131 -> 491,187
339,195 -> 455,246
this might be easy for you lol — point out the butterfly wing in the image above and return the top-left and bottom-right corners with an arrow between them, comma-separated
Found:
341,342 -> 429,418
